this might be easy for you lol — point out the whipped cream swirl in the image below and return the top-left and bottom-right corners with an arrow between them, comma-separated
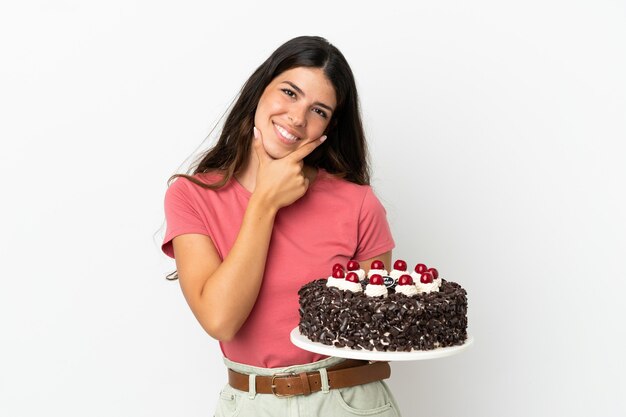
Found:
395,284 -> 418,296
410,272 -> 442,289
389,269 -> 407,281
348,269 -> 366,281
365,284 -> 388,297
367,269 -> 388,278
326,276 -> 345,290
414,280 -> 441,294
343,281 -> 363,293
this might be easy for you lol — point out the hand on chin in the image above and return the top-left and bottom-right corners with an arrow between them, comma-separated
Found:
263,139 -> 301,160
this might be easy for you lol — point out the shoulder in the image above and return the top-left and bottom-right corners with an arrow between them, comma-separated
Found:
167,171 -> 225,188
164,172 -> 239,216
315,170 -> 383,208
166,171 -> 228,197
316,169 -> 373,198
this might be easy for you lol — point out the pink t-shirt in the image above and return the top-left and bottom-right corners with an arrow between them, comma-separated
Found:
162,169 -> 395,368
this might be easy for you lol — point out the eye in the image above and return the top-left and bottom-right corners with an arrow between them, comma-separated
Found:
281,88 -> 296,98
313,108 -> 328,119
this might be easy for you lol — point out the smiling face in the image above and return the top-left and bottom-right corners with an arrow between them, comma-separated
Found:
254,67 -> 337,159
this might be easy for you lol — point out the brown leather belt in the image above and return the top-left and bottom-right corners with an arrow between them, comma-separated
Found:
228,359 -> 391,397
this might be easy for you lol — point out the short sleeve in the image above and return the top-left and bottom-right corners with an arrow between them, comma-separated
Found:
354,187 -> 395,260
161,178 -> 210,258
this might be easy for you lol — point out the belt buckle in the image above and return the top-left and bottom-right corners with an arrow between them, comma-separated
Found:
271,372 -> 297,398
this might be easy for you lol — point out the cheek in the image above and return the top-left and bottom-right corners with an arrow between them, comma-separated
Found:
258,92 -> 284,114
310,118 -> 331,136
254,94 -> 271,123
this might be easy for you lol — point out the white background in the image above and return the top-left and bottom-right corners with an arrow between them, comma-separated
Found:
1,1 -> 625,416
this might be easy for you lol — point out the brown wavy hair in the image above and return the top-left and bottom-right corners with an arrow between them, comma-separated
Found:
169,35 -> 370,189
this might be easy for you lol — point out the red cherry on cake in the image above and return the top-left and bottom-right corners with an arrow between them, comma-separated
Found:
398,274 -> 414,286
347,260 -> 360,271
414,263 -> 428,274
427,267 -> 439,279
393,260 -> 407,271
370,260 -> 385,270
369,274 -> 384,285
420,271 -> 434,284
332,269 -> 345,279
333,263 -> 344,273
345,272 -> 359,283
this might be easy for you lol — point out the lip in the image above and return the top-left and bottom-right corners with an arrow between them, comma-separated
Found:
272,121 -> 301,145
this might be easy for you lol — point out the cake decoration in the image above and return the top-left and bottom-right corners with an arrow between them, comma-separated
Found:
415,271 -> 441,293
326,267 -> 346,290
395,274 -> 418,296
346,260 -> 366,280
389,259 -> 408,281
427,267 -> 442,287
414,263 -> 428,274
364,273 -> 388,297
367,260 -> 388,278
298,258 -> 468,352
411,263 -> 432,285
343,271 -> 363,293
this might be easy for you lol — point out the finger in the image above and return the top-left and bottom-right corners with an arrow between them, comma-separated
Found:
287,134 -> 327,162
252,127 -> 273,164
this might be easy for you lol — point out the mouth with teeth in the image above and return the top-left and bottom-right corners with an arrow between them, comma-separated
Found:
273,122 -> 301,145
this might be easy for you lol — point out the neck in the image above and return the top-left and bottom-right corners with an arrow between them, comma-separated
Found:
234,149 -> 260,192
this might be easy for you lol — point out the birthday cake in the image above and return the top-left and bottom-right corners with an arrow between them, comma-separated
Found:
297,260 -> 468,351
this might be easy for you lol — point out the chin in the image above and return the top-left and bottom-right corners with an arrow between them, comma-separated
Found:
263,138 -> 295,159
263,144 -> 287,160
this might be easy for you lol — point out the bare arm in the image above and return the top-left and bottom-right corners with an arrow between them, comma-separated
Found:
172,198 -> 276,342
172,129 -> 326,341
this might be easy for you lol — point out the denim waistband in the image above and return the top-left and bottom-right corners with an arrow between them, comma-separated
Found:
223,356 -> 347,377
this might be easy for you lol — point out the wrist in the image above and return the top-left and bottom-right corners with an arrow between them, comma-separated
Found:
248,193 -> 279,219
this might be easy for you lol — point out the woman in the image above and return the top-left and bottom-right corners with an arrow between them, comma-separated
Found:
162,36 -> 402,416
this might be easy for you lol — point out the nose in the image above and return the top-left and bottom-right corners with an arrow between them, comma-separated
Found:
288,104 -> 307,127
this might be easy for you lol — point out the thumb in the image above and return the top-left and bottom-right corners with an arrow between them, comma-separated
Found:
252,127 -> 272,164
287,134 -> 327,162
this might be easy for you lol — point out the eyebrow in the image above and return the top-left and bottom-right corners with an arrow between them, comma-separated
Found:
282,81 -> 335,113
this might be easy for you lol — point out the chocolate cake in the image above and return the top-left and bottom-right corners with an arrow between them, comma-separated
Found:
297,260 -> 468,352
